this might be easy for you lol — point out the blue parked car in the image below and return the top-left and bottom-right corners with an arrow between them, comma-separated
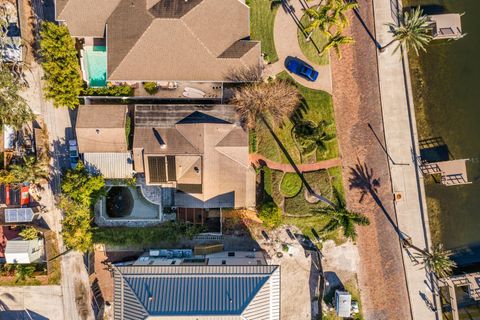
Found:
285,56 -> 318,81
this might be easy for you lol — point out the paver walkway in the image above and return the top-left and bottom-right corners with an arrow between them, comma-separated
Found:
250,154 -> 341,172
265,0 -> 332,93
329,3 -> 412,319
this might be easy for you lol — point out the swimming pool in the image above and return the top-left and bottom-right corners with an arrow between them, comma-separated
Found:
84,46 -> 107,87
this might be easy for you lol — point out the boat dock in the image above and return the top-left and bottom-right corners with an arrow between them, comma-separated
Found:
420,159 -> 471,186
441,272 -> 480,320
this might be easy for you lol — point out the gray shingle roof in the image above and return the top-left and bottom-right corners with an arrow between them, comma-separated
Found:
113,265 -> 280,320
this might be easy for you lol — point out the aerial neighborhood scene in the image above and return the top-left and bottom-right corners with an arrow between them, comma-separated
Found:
0,0 -> 478,319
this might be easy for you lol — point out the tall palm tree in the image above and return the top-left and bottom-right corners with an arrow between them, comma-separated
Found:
304,5 -> 335,35
385,7 -> 433,55
406,242 -> 456,278
231,80 -> 300,129
330,0 -> 359,31
321,32 -> 354,59
10,156 -> 49,185
315,206 -> 370,241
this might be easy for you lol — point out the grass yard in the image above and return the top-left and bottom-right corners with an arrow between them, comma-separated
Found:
255,72 -> 338,164
284,170 -> 335,215
249,0 -> 279,63
298,12 -> 330,65
258,166 -> 346,244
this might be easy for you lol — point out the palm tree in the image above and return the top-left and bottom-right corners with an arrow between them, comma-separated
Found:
321,32 -> 354,58
270,0 -> 282,10
385,7 -> 433,55
231,80 -> 300,129
406,242 -> 456,278
0,67 -> 34,129
317,207 -> 370,241
304,5 -> 335,35
10,156 -> 49,185
330,0 -> 359,31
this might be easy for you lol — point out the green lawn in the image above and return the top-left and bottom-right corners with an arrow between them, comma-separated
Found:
259,167 -> 346,245
298,12 -> 330,65
255,72 -> 338,164
249,0 -> 279,63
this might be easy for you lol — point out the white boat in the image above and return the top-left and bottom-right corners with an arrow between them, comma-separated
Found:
182,91 -> 205,99
184,86 -> 206,96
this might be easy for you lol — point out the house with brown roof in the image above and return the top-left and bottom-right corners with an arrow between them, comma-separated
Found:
132,104 -> 256,209
75,105 -> 133,179
55,0 -> 261,85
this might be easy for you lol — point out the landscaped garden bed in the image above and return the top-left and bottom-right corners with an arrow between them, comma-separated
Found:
254,72 -> 338,164
256,165 -> 347,245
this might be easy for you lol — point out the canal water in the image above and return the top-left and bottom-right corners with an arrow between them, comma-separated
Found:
405,0 -> 480,253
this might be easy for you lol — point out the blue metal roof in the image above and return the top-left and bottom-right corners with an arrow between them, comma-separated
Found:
114,265 -> 278,319
125,275 -> 269,315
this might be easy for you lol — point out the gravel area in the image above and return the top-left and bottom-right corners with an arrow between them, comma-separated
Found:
330,4 -> 411,320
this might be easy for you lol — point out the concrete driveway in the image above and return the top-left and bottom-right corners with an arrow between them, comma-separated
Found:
0,286 -> 64,320
265,0 -> 332,93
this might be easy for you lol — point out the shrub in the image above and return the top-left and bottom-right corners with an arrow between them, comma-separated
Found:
280,172 -> 302,197
92,222 -> 205,246
143,82 -> 158,95
40,22 -> 82,109
19,227 -> 38,240
258,202 -> 282,229
81,85 -> 134,96
61,162 -> 105,207
262,166 -> 272,196
59,197 -> 93,252
125,114 -> 132,149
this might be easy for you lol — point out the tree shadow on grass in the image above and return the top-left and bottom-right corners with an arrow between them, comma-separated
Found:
261,117 -> 335,207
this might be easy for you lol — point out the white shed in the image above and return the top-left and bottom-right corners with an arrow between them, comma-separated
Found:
335,290 -> 352,318
5,238 -> 44,264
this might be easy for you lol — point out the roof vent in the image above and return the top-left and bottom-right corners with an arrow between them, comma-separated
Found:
96,129 -> 100,135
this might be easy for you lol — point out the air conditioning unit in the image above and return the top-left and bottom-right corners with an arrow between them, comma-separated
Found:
149,250 -> 160,257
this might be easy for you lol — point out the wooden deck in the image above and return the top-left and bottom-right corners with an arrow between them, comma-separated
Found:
441,272 -> 480,320
420,159 -> 471,186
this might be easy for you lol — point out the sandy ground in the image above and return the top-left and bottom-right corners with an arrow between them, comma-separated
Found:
257,226 -> 318,320
0,286 -> 64,319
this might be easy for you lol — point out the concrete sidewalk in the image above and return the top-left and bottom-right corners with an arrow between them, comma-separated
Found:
373,0 -> 437,319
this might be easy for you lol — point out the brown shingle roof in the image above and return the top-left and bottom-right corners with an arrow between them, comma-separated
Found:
57,0 -> 260,81
56,0 -> 122,37
76,105 -> 127,153
132,105 -> 252,208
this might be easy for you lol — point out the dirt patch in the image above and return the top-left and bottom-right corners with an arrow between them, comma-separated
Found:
75,280 -> 91,320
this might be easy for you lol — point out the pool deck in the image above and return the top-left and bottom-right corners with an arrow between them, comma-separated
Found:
94,186 -> 163,227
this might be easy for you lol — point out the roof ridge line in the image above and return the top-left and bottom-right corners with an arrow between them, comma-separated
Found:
179,15 -> 216,58
109,17 -> 155,79
174,123 -> 203,154
120,271 -> 150,315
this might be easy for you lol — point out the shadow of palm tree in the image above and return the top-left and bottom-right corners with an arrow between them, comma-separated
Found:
348,159 -> 407,240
